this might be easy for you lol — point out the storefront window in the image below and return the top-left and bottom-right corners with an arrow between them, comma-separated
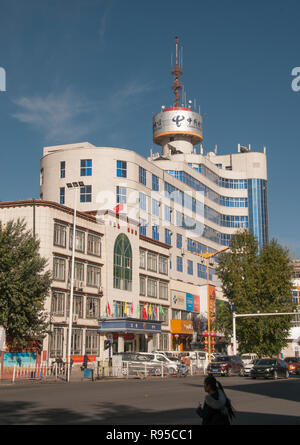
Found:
113,234 -> 132,291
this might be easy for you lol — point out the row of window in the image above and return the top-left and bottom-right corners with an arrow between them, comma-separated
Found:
53,257 -> 101,287
49,327 -> 99,357
166,172 -> 248,208
188,163 -> 248,189
59,185 -> 92,205
60,160 -> 92,179
139,276 -> 168,300
176,257 -> 214,280
51,291 -> 100,318
54,223 -> 102,256
139,250 -> 168,275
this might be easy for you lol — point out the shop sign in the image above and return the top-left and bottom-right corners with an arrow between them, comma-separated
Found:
193,295 -> 200,313
171,291 -> 186,310
171,320 -> 194,335
186,293 -> 194,311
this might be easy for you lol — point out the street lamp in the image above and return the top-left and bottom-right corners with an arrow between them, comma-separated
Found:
66,181 -> 84,382
187,246 -> 229,361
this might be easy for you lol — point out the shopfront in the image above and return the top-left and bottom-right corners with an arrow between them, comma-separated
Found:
171,320 -> 194,352
98,318 -> 162,355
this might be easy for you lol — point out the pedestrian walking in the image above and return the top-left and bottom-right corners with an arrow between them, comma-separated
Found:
196,375 -> 235,425
82,354 -> 89,370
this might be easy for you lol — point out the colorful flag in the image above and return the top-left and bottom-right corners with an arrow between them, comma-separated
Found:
159,305 -> 165,316
124,301 -> 127,315
114,201 -> 124,213
114,301 -> 118,316
142,304 -> 147,320
130,302 -> 133,314
107,302 -> 111,316
148,304 -> 152,315
155,305 -> 158,319
152,305 -> 156,319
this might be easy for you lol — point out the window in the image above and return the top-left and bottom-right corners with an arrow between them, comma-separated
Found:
80,185 -> 92,203
140,276 -> 146,295
164,205 -> 172,223
60,187 -> 65,205
71,328 -> 83,355
87,233 -> 101,257
51,291 -> 65,316
86,297 -> 100,318
177,256 -> 183,272
85,330 -> 99,355
53,257 -> 66,281
176,234 -> 182,249
140,249 -> 146,269
66,295 -> 84,317
69,261 -> 84,282
54,223 -> 66,248
139,218 -> 147,236
87,264 -> 101,287
113,300 -> 126,317
116,186 -> 127,204
152,199 -> 160,217
165,229 -> 172,246
70,229 -> 85,253
80,159 -> 92,176
152,174 -> 159,191
49,328 -> 64,358
147,252 -> 157,272
147,278 -> 158,297
187,260 -> 193,275
60,161 -> 65,178
159,256 -> 168,275
116,160 -> 127,178
139,192 -> 147,211
159,281 -> 168,300
152,225 -> 159,241
113,234 -> 132,291
139,166 -> 146,185
159,333 -> 169,350
40,168 -> 44,186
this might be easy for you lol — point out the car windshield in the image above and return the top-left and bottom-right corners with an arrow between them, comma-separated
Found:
241,355 -> 253,360
285,357 -> 297,363
212,356 -> 230,362
256,359 -> 276,366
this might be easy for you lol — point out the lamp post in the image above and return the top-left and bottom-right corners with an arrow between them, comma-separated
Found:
187,246 -> 229,361
232,310 -> 300,355
66,181 -> 84,382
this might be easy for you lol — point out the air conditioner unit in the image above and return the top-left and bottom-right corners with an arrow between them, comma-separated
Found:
73,280 -> 79,290
73,314 -> 79,323
98,286 -> 103,294
181,248 -> 185,256
79,281 -> 84,290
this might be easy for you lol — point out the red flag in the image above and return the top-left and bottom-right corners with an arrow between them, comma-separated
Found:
114,201 -> 124,213
107,302 -> 111,316
142,304 -> 147,320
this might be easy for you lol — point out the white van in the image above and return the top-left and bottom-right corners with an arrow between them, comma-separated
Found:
181,351 -> 209,370
241,353 -> 258,365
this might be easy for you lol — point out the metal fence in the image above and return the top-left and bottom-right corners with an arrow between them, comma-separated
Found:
101,362 -> 207,379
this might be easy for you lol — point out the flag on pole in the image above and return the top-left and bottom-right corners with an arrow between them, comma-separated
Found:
114,301 -> 118,316
124,301 -> 127,315
130,302 -> 133,315
107,302 -> 111,316
148,304 -> 152,315
142,304 -> 147,320
155,305 -> 158,319
152,304 -> 156,319
159,305 -> 165,316
114,201 -> 124,214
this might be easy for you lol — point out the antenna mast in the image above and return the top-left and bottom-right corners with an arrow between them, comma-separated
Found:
171,36 -> 183,107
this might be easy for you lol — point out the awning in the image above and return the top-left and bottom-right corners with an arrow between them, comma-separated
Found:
98,317 -> 162,334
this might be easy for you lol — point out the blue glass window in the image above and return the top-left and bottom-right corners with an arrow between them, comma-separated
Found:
60,187 -> 65,205
139,218 -> 147,236
139,166 -> 146,185
177,256 -> 183,272
116,161 -> 127,178
116,186 -> 127,204
80,185 -> 92,203
80,159 -> 92,176
152,199 -> 160,217
139,192 -> 147,211
152,225 -> 159,241
165,229 -> 172,245
187,260 -> 193,275
152,174 -> 159,191
177,234 -> 182,249
60,161 -> 65,179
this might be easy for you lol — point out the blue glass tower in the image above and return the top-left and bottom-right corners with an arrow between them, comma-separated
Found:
247,179 -> 269,250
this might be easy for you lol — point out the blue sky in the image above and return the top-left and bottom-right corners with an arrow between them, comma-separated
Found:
0,0 -> 300,255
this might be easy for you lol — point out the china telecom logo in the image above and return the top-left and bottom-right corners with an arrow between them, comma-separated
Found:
0,67 -> 6,92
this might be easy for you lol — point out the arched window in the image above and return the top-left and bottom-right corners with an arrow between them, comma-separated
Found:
113,234 -> 132,291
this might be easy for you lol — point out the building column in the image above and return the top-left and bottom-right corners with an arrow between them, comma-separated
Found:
118,335 -> 124,353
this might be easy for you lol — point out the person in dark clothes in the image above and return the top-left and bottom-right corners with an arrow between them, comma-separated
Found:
196,375 -> 235,425
82,354 -> 89,369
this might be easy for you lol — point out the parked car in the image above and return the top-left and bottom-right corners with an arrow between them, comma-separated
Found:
241,353 -> 259,365
135,352 -> 179,375
207,355 -> 244,377
244,359 -> 260,376
250,358 -> 289,380
284,357 -> 300,375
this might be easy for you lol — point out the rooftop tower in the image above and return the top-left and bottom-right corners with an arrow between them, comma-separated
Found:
152,37 -> 203,157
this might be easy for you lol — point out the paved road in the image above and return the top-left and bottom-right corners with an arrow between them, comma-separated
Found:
0,375 -> 299,425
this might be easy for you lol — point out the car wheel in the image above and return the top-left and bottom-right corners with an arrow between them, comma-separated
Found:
239,368 -> 245,377
168,368 -> 176,376
273,370 -> 278,380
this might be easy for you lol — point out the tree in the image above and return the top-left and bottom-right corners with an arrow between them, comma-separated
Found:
215,230 -> 295,357
0,219 -> 51,349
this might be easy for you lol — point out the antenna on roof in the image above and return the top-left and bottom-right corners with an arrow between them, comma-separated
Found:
171,36 -> 183,107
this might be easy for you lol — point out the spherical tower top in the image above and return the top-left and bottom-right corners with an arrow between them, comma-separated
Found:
152,37 -> 203,156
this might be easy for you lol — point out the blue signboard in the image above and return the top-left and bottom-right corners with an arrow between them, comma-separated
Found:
186,293 -> 194,312
98,318 -> 162,334
3,352 -> 37,368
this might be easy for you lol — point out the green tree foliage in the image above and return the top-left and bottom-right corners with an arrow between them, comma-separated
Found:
0,219 -> 51,348
215,230 -> 295,357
